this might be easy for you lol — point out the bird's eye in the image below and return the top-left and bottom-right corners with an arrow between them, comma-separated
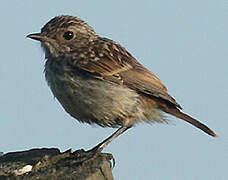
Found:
63,31 -> 74,40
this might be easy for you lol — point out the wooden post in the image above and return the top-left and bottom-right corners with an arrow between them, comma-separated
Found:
0,148 -> 114,180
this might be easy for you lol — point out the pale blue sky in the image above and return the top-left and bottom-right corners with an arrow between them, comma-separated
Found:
1,1 -> 228,179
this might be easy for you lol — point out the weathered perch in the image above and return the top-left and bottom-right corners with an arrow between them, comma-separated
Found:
0,148 -> 114,180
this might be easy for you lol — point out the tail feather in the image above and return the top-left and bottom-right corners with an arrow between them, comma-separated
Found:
164,108 -> 217,137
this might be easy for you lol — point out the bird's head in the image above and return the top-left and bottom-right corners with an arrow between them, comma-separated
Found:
27,15 -> 98,58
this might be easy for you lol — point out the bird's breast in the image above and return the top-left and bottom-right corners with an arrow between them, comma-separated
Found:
44,62 -> 144,127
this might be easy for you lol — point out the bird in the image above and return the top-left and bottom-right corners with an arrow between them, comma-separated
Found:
27,15 -> 216,154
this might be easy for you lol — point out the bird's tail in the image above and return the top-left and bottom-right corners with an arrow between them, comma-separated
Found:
163,107 -> 217,137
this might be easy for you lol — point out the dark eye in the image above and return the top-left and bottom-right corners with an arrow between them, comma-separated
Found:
63,31 -> 74,40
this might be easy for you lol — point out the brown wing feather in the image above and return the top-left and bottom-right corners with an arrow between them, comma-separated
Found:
74,37 -> 181,109
118,64 -> 182,109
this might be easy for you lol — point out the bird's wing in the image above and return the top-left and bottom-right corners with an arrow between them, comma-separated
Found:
74,37 -> 182,109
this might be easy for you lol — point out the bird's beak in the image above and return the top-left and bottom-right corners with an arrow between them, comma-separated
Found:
27,33 -> 46,42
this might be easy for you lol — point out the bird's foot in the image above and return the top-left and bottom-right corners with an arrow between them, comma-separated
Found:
72,148 -> 115,168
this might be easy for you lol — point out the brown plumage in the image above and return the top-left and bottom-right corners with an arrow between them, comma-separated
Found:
27,15 -> 216,153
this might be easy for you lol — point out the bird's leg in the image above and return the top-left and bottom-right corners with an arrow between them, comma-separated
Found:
73,126 -> 131,165
88,126 -> 131,153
